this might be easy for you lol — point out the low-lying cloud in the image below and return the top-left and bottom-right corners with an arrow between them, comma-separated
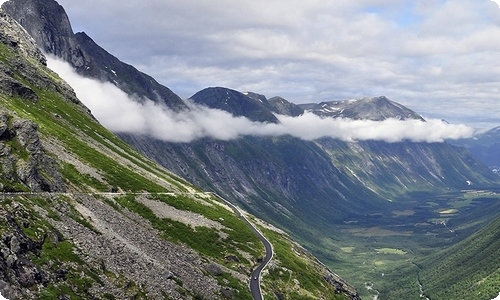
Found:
47,56 -> 473,144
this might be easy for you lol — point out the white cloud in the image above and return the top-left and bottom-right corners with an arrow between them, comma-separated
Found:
47,56 -> 473,143
54,0 -> 500,129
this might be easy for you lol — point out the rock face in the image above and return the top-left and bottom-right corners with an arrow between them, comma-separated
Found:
0,113 -> 66,192
0,203 -> 47,299
268,96 -> 304,117
0,8 -> 80,106
2,0 -> 187,110
1,0 -> 84,67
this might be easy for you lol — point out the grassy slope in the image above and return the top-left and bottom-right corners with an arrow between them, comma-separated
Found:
0,30 -> 357,299
418,215 -> 500,300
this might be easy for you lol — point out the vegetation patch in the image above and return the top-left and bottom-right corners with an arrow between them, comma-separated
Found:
391,209 -> 415,216
115,194 -> 259,268
375,248 -> 407,255
59,162 -> 108,192
260,228 -> 349,300
439,208 -> 458,215
345,226 -> 412,237
340,247 -> 355,253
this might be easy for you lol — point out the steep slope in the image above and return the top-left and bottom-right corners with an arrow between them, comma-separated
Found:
316,138 -> 498,199
418,215 -> 500,300
0,9 -> 357,300
2,0 -> 187,110
119,135 -> 387,232
451,126 -> 500,173
267,96 -> 304,117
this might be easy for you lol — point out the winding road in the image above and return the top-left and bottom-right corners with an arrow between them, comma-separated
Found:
3,192 -> 274,299
210,193 -> 273,300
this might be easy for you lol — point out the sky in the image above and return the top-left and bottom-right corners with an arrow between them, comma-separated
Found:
48,55 -> 473,143
43,0 -> 500,130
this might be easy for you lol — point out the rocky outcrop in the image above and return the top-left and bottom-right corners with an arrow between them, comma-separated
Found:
268,96 -> 304,117
0,113 -> 65,192
0,202 -> 48,299
1,0 -> 83,67
0,8 -> 81,106
2,0 -> 187,111
0,74 -> 38,102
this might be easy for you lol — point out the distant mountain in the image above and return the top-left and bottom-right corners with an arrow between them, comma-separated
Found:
2,0 -> 187,110
299,96 -> 425,121
0,8 -> 356,299
451,126 -> 500,173
268,96 -> 304,117
191,87 -> 279,123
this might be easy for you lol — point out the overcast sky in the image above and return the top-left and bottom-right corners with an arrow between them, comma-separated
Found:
43,0 -> 500,129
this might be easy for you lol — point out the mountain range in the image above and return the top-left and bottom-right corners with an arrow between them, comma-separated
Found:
0,4 -> 358,300
1,0 -> 500,299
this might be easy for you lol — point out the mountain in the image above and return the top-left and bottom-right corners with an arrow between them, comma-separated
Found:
0,8 -> 357,300
451,126 -> 500,173
5,0 -> 500,299
2,0 -> 187,111
191,87 -> 279,123
267,96 -> 304,117
299,96 -> 425,121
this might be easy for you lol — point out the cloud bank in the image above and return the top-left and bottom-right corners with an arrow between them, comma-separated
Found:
56,0 -> 500,129
47,56 -> 473,143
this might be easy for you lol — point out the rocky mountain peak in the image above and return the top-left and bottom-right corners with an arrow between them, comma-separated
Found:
299,95 -> 425,121
268,96 -> 304,117
190,87 -> 280,123
2,0 -> 86,67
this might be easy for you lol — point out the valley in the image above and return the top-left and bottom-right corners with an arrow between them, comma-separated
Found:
311,189 -> 500,299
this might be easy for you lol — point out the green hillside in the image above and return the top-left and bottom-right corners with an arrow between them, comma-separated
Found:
0,9 -> 356,300
419,215 -> 500,300
378,213 -> 500,300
